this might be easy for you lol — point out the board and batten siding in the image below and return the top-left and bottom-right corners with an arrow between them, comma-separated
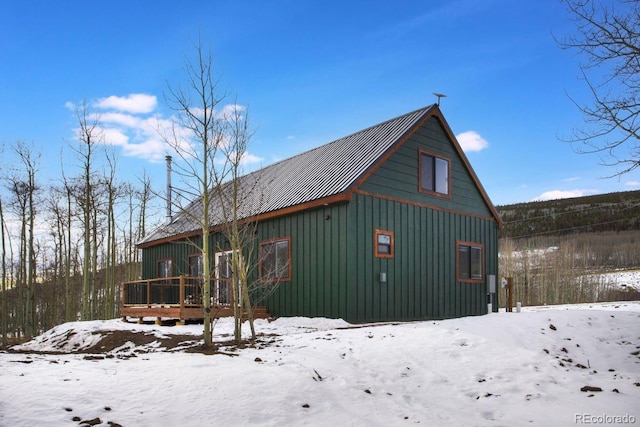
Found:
141,234 -> 235,279
346,192 -> 498,322
260,202 -> 349,319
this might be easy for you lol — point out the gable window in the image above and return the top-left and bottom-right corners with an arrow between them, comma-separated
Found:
457,242 -> 483,282
261,237 -> 291,282
375,229 -> 394,258
420,150 -> 450,196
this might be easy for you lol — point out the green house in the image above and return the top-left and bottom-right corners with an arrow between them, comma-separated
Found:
127,104 -> 503,323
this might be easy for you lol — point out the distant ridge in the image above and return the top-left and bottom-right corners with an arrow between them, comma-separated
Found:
497,190 -> 640,239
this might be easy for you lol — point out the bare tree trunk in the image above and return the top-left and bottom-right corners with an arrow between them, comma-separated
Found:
162,40 -> 225,348
26,158 -> 36,336
104,154 -> 118,319
8,143 -> 40,338
63,178 -> 74,321
71,102 -> 101,321
0,196 -> 7,346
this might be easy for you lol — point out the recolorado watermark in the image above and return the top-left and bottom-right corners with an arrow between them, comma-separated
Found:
575,413 -> 636,424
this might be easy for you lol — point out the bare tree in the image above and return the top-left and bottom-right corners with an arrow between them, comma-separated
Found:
61,174 -> 78,321
5,142 -> 40,337
213,103 -> 261,342
103,153 -> 120,319
1,190 -> 7,346
161,40 -> 279,345
558,0 -> 640,174
70,101 -> 102,320
161,40 -> 228,347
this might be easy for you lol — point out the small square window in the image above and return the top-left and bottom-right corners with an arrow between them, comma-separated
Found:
375,230 -> 394,258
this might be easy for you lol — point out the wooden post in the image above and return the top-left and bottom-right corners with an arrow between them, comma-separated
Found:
506,277 -> 514,312
177,275 -> 186,326
179,275 -> 185,311
146,279 -> 151,308
121,282 -> 127,322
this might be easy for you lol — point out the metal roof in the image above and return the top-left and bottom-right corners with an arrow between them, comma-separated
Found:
139,104 -> 437,245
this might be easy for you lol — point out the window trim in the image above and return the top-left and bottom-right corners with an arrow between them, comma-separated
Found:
260,236 -> 292,283
456,241 -> 484,283
418,149 -> 451,199
374,229 -> 394,258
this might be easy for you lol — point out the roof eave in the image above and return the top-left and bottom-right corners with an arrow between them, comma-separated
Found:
136,192 -> 352,248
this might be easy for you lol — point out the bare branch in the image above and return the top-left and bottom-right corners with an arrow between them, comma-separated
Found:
557,0 -> 640,175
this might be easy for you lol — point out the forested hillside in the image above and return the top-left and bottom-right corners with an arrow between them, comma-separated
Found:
497,191 -> 640,307
497,190 -> 640,239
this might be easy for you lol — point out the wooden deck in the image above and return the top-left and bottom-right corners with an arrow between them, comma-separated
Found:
121,275 -> 271,322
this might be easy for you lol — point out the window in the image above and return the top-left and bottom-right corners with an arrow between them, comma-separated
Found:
457,242 -> 484,282
188,253 -> 203,278
375,229 -> 394,258
420,150 -> 450,196
215,250 -> 236,304
186,253 -> 203,305
261,237 -> 291,282
157,258 -> 173,278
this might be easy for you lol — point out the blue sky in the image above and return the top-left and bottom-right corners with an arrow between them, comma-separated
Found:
1,0 -> 639,206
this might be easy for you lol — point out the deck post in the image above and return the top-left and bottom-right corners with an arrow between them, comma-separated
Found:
179,275 -> 185,311
146,279 -> 151,308
177,275 -> 186,326
121,282 -> 127,322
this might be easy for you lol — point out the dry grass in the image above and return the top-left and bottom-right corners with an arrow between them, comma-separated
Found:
499,231 -> 640,306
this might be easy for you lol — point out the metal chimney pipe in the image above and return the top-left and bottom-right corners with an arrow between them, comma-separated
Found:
165,155 -> 172,224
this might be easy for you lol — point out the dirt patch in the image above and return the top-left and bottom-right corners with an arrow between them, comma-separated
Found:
7,327 -> 283,356
93,330 -> 200,353
8,330 -> 203,355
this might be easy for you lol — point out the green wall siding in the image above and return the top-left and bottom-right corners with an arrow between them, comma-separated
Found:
261,203 -> 349,319
344,193 -> 498,322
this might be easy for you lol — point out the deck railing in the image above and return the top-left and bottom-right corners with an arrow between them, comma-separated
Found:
121,275 -> 270,321
122,275 -> 228,309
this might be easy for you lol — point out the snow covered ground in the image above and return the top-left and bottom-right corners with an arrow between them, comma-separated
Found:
1,302 -> 639,427
593,269 -> 640,291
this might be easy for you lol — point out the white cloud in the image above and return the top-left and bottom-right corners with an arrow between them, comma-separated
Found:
241,152 -> 264,166
121,137 -> 170,162
625,181 -> 640,189
456,131 -> 488,152
217,104 -> 246,120
98,112 -> 143,128
68,96 -> 253,164
95,94 -> 157,114
564,176 -> 580,182
532,189 -> 593,201
97,127 -> 129,146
